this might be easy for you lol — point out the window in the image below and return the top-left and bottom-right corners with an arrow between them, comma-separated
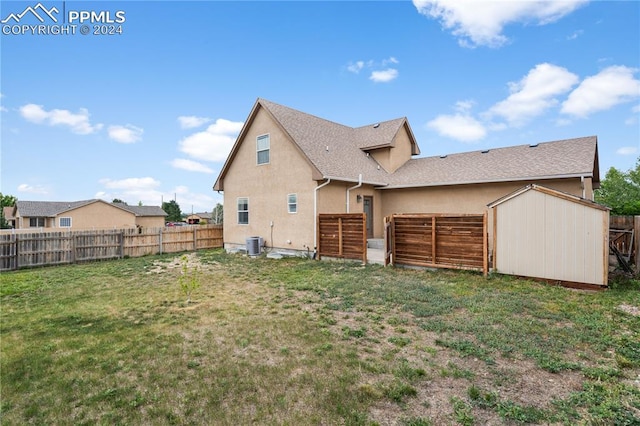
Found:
237,197 -> 249,224
287,193 -> 297,214
257,134 -> 270,165
59,217 -> 72,227
29,217 -> 45,227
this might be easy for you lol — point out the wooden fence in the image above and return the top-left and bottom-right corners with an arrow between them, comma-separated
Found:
317,213 -> 367,263
609,215 -> 639,272
0,225 -> 223,271
385,213 -> 488,275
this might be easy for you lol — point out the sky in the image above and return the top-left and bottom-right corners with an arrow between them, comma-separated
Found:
1,0 -> 639,214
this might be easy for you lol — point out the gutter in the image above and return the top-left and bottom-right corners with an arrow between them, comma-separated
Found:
346,174 -> 363,213
323,175 -> 388,187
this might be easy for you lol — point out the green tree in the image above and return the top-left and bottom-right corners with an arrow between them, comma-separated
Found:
112,198 -> 127,205
0,193 -> 17,229
212,203 -> 223,224
595,157 -> 640,215
162,200 -> 182,222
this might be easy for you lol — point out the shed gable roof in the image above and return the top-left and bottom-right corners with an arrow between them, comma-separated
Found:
487,184 -> 609,211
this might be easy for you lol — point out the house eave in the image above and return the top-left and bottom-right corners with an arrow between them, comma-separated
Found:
321,175 -> 389,187
381,173 -> 593,190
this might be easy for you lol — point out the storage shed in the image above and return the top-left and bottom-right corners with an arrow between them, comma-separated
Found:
488,184 -> 609,288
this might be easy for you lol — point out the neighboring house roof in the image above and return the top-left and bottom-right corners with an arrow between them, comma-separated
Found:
16,200 -> 167,217
215,98 -> 600,190
386,136 -> 599,189
113,203 -> 168,217
189,212 -> 212,219
3,206 -> 15,220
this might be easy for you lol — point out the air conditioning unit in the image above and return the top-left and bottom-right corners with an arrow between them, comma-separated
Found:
246,236 -> 263,256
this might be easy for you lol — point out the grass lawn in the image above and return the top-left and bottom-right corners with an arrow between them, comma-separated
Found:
1,250 -> 639,425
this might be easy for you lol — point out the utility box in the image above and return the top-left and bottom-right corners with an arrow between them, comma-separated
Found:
246,237 -> 263,256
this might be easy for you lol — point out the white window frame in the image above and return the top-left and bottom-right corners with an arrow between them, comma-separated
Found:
59,217 -> 72,228
256,134 -> 270,165
287,193 -> 297,214
237,197 -> 249,225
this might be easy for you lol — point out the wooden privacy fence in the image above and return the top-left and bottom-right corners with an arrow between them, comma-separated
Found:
609,215 -> 639,272
317,213 -> 367,263
0,225 -> 223,271
385,213 -> 488,275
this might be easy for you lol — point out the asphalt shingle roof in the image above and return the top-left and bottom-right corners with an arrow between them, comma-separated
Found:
219,99 -> 599,189
17,200 -> 167,217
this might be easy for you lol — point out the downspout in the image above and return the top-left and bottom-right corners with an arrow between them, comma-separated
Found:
313,178 -> 332,258
346,174 -> 363,213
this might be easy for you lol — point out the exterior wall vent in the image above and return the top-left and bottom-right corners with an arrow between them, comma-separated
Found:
440,154 -> 447,159
529,143 -> 539,148
373,123 -> 380,128
481,149 -> 490,154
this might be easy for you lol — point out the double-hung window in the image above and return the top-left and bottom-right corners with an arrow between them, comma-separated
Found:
29,217 -> 45,227
287,194 -> 297,214
257,134 -> 270,165
237,197 -> 249,224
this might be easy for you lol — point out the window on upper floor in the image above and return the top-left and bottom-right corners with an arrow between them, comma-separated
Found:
29,217 -> 45,227
288,193 -> 297,214
257,134 -> 270,165
237,197 -> 249,224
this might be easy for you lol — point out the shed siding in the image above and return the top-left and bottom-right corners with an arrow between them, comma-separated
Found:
494,189 -> 607,286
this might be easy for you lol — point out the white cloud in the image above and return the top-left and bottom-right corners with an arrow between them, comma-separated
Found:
108,124 -> 143,143
179,118 -> 244,162
19,103 -> 103,134
561,66 -> 640,118
171,158 -> 214,174
178,116 -> 212,129
17,183 -> 48,194
567,29 -> 583,40
347,61 -> 366,74
99,177 -> 160,190
347,57 -> 399,82
487,63 -> 579,125
369,68 -> 399,83
427,113 -> 486,142
413,0 -> 587,48
616,146 -> 638,155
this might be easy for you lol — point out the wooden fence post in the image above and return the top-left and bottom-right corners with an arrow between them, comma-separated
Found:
193,227 -> 197,251
159,228 -> 163,254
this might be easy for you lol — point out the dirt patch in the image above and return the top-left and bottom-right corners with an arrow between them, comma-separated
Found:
618,304 -> 640,317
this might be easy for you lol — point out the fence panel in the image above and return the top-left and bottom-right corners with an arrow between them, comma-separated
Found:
0,224 -> 224,271
386,213 -> 487,274
318,214 -> 367,263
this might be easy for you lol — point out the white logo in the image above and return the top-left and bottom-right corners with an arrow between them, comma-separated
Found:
1,3 -> 59,24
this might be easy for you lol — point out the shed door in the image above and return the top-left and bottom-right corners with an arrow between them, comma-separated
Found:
363,196 -> 373,239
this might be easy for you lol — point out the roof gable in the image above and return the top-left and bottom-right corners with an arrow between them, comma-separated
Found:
488,184 -> 609,211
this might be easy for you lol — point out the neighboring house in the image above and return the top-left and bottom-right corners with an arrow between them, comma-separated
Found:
214,98 -> 600,254
12,200 -> 167,230
186,212 -> 212,224
2,206 -> 16,228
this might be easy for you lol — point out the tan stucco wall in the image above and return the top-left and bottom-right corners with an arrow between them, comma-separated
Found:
54,202 -> 136,229
379,178 -> 586,218
222,107 -> 318,250
316,182 -> 383,237
136,216 -> 166,228
369,126 -> 414,173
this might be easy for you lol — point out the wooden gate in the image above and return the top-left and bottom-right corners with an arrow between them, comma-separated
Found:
384,213 -> 488,275
317,213 -> 367,263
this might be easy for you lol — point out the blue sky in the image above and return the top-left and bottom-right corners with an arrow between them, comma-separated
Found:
1,0 -> 639,213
